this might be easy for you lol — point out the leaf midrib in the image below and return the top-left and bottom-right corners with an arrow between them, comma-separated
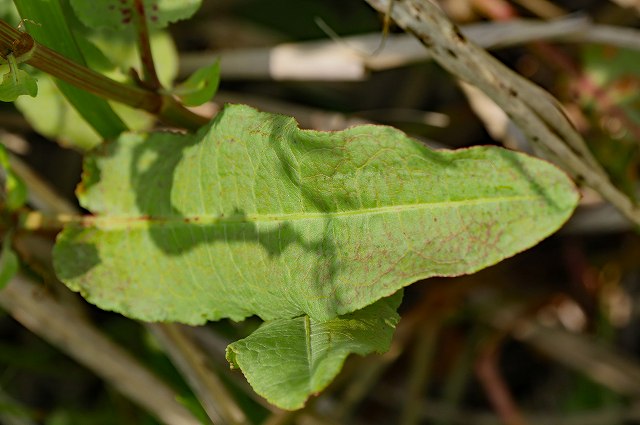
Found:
85,194 -> 544,229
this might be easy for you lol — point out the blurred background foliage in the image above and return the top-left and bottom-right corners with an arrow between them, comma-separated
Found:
2,0 -> 640,424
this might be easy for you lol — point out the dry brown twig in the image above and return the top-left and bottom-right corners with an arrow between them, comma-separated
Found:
0,275 -> 201,425
148,323 -> 250,425
182,16 -> 640,82
363,0 -> 640,226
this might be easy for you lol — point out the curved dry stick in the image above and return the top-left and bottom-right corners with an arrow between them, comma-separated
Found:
148,323 -> 250,425
0,274 -> 201,425
363,0 -> 640,226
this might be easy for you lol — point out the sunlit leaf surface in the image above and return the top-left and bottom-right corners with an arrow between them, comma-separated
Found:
53,104 -> 579,324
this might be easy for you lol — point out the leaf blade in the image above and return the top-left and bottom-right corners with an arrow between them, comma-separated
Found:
0,63 -> 37,102
15,31 -> 178,150
53,104 -> 579,324
226,292 -> 402,410
172,60 -> 220,106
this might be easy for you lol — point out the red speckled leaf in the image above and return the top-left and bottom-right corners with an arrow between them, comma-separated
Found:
53,104 -> 579,324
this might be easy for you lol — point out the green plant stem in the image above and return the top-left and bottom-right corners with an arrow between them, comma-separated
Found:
132,0 -> 162,90
28,41 -> 158,110
435,327 -> 478,425
0,19 -> 208,131
18,211 -> 80,231
401,322 -> 439,425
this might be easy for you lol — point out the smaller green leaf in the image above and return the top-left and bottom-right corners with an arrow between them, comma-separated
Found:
172,60 -> 220,106
0,57 -> 37,102
0,144 -> 27,211
226,292 -> 402,410
0,232 -> 19,289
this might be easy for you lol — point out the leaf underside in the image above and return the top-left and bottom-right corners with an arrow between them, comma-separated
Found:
53,104 -> 578,325
226,292 -> 402,410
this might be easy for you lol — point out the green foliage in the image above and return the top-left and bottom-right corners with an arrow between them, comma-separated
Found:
69,0 -> 202,31
0,144 -> 26,211
0,0 -> 587,415
0,232 -> 18,289
227,292 -> 402,409
0,0 -> 18,22
87,29 -> 178,86
0,57 -> 37,101
172,60 -> 220,107
15,75 -> 120,150
50,98 -> 579,407
53,104 -> 578,325
0,27 -> 37,102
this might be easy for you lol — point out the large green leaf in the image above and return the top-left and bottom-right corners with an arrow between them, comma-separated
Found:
227,292 -> 402,410
69,0 -> 202,31
53,104 -> 578,324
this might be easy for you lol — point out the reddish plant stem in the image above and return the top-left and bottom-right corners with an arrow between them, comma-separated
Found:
475,336 -> 528,425
471,0 -> 518,20
132,0 -> 162,90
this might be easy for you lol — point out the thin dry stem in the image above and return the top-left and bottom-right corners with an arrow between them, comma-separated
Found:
401,323 -> 440,425
363,0 -> 640,226
148,323 -> 249,425
475,337 -> 527,425
4,149 -> 243,423
0,275 -> 201,425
